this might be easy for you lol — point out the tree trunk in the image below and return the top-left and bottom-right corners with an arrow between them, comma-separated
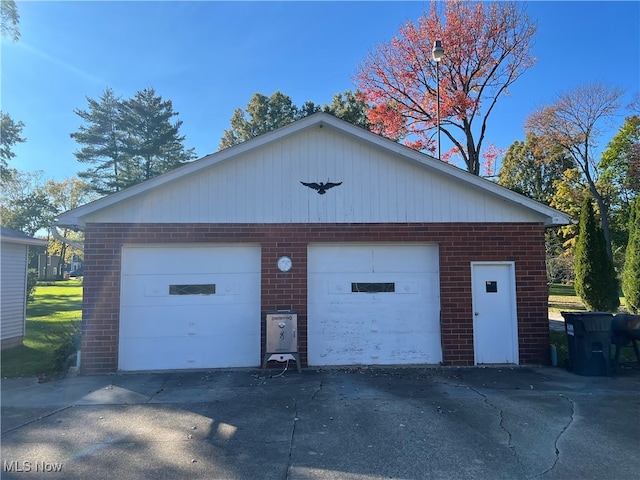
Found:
589,183 -> 614,262
463,120 -> 480,175
57,242 -> 68,280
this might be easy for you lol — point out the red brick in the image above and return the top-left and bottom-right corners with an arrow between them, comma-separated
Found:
80,222 -> 550,373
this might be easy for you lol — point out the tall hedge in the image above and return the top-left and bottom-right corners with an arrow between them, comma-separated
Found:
574,198 -> 620,312
622,198 -> 640,313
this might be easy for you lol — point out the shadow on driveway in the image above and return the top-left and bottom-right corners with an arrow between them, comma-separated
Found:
2,366 -> 639,479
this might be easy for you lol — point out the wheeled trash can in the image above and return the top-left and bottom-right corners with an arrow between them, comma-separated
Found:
561,312 -> 613,376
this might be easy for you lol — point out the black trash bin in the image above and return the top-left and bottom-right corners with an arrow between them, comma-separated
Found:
561,312 -> 614,376
611,314 -> 640,369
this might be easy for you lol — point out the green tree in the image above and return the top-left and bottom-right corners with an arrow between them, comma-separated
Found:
46,178 -> 96,277
119,88 -> 196,185
1,175 -> 97,277
0,171 -> 56,236
574,198 -> 620,312
71,88 -> 130,194
1,112 -> 26,182
622,198 -> 640,313
1,0 -> 20,41
219,91 -> 300,149
498,134 -> 575,284
498,133 -> 573,205
599,115 -> 640,268
526,82 -> 625,262
323,91 -> 371,130
72,88 -> 195,194
219,90 -> 371,149
548,168 -> 590,258
601,115 -> 640,202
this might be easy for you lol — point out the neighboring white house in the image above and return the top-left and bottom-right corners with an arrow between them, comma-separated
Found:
1,227 -> 48,349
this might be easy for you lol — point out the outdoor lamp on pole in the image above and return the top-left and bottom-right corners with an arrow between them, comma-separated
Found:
432,39 -> 444,160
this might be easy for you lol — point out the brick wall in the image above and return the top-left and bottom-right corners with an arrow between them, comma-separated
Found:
80,222 -> 549,374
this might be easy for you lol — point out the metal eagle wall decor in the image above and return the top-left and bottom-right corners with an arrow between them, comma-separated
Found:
300,180 -> 343,195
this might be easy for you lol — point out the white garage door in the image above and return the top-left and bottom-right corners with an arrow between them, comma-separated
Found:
308,244 -> 442,366
119,244 -> 261,371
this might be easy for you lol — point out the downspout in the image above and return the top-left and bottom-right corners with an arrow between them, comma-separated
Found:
50,225 -> 84,253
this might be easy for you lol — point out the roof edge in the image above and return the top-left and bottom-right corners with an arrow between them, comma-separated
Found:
56,112 -> 571,228
0,227 -> 48,246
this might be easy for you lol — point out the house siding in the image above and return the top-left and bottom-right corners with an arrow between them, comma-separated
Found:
1,242 -> 28,348
81,126 -> 546,226
80,222 -> 549,374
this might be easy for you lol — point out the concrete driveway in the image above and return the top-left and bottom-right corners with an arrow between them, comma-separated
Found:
2,366 -> 639,479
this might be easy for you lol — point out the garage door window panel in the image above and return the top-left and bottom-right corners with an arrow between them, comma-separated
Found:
351,282 -> 395,293
169,284 -> 216,295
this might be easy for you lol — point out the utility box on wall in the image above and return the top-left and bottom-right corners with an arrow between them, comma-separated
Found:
266,311 -> 298,353
262,310 -> 301,373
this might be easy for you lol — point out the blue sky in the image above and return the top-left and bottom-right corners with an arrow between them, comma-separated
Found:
2,1 -> 639,181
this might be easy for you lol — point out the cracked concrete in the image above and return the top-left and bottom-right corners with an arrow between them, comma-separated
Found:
539,393 -> 576,478
2,366 -> 639,479
310,379 -> 323,400
285,399 -> 298,480
464,384 -> 525,476
463,387 -> 577,480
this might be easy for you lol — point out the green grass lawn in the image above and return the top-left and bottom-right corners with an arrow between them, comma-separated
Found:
1,279 -> 82,379
549,283 -> 627,313
2,280 -> 636,377
548,283 -> 586,312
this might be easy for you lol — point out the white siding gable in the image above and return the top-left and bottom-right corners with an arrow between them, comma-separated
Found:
58,113 -> 569,227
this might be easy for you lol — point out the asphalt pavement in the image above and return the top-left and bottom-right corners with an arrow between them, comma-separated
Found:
2,364 -> 639,480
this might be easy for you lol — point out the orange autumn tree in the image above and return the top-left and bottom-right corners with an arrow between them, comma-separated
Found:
355,0 -> 536,175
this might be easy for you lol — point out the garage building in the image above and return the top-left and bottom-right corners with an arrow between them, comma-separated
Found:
55,113 -> 570,374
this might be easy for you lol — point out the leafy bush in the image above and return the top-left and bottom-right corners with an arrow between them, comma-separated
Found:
574,198 -> 620,312
26,268 -> 38,302
47,320 -> 81,377
622,198 -> 640,313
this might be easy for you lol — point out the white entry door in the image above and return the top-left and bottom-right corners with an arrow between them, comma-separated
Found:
471,262 -> 518,364
308,244 -> 441,366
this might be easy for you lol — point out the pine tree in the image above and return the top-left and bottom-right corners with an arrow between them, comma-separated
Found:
574,198 -> 620,312
71,88 -> 129,194
119,88 -> 195,187
72,88 -> 196,194
622,198 -> 640,313
219,92 -> 300,149
219,90 -> 371,149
